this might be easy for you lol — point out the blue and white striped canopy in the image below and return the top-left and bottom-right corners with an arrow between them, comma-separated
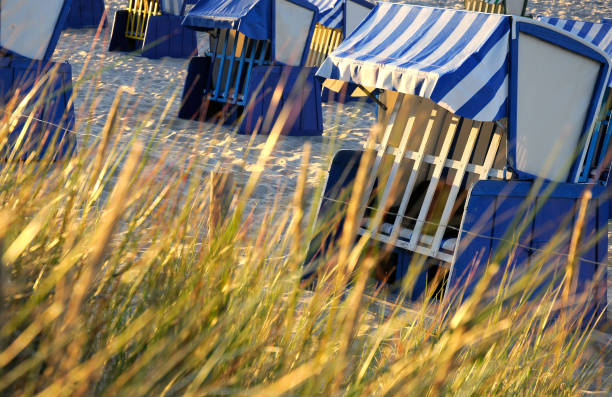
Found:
537,16 -> 612,86
307,0 -> 343,29
317,3 -> 511,121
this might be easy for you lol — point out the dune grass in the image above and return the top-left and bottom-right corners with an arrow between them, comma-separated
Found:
0,53 -> 609,396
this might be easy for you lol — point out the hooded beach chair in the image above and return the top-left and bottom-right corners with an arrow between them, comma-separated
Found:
64,0 -> 107,29
108,0 -> 197,59
536,17 -> 612,186
1,0 -> 76,160
307,4 -> 610,318
464,0 -> 528,16
177,0 -> 324,136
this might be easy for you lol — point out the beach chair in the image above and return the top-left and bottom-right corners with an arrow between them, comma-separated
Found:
308,4 -> 610,319
0,0 -> 76,161
177,0 -> 324,136
64,0 -> 107,29
464,0 -> 528,16
108,0 -> 197,59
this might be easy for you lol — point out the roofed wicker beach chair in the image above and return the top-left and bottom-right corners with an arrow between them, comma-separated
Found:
306,3 -> 611,321
108,0 -> 197,59
64,0 -> 107,29
1,0 -> 76,161
464,0 -> 528,16
177,0 -> 324,136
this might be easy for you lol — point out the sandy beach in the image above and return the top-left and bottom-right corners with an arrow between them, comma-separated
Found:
54,0 -> 612,316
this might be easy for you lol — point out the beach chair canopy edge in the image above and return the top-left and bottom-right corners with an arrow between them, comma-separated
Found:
536,15 -> 612,87
0,0 -> 72,61
509,18 -> 612,182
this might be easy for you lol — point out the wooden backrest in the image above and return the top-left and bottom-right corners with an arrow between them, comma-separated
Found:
206,28 -> 272,105
464,0 -> 527,15
306,24 -> 343,67
362,92 -> 509,263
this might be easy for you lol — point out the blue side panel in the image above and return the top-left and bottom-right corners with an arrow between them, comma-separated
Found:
303,149 -> 363,273
239,65 -> 322,136
64,0 -> 107,29
446,189 -> 495,305
1,59 -> 76,161
108,10 -> 138,52
142,15 -> 198,59
447,180 -> 608,324
178,56 -> 212,120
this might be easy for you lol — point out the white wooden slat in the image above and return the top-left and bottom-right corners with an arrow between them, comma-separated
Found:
479,128 -> 502,180
367,100 -> 421,236
389,104 -> 440,242
408,115 -> 461,252
430,121 -> 481,256
369,145 -> 510,180
358,228 -> 454,264
355,94 -> 406,232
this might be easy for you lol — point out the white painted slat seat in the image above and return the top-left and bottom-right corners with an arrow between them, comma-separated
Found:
348,93 -> 508,265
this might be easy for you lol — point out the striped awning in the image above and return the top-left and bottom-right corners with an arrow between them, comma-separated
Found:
317,3 -> 511,121
307,0 -> 343,29
537,16 -> 612,86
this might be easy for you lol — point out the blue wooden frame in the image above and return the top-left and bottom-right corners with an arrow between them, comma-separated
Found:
508,19 -> 612,182
204,30 -> 272,106
342,0 -> 375,38
160,0 -> 188,16
579,110 -> 612,183
271,0 -> 320,66
446,179 -> 608,321
0,0 -> 73,62
64,0 -> 106,29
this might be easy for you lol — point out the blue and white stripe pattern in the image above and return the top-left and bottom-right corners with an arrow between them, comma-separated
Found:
538,18 -> 612,59
317,3 -> 511,121
161,0 -> 185,15
308,0 -> 343,29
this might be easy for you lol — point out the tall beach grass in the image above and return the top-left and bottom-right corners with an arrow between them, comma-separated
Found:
0,39 -> 610,396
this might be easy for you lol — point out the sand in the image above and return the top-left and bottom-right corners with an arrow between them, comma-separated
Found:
54,1 -> 611,318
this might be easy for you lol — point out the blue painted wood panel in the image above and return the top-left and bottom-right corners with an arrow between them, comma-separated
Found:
1,58 -> 76,160
65,0 -> 107,29
447,180 -> 608,323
